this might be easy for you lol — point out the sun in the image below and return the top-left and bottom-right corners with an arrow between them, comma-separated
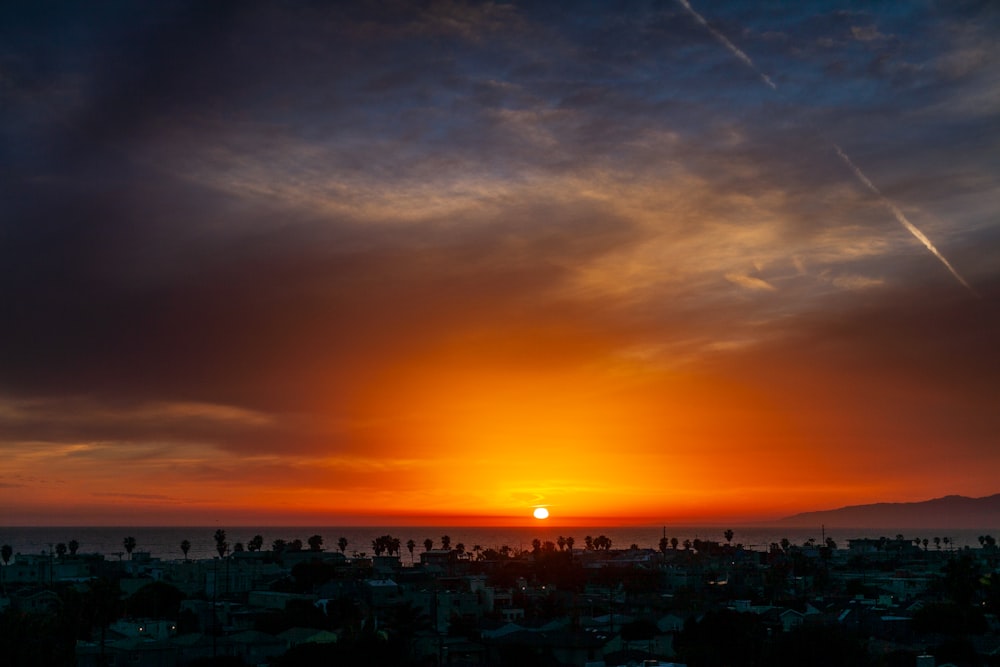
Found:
532,507 -> 549,520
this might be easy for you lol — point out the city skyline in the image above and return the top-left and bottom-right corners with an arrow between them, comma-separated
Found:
2,1 -> 998,527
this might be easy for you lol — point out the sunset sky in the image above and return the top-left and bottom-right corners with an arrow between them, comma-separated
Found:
2,1 -> 998,527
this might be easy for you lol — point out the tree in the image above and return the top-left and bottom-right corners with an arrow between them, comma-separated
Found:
584,535 -> 594,551
289,538 -> 303,552
55,542 -> 67,559
659,537 -> 669,554
671,537 -> 679,550
455,543 -> 465,558
272,539 -> 287,556
566,536 -> 575,552
780,538 -> 791,553
249,534 -> 264,552
724,529 -> 735,545
68,539 -> 79,556
441,535 -> 451,551
214,529 -> 228,558
423,538 -> 433,552
934,537 -> 941,550
594,535 -> 612,551
557,536 -> 567,551
233,542 -> 245,553
308,534 -> 324,552
123,536 -> 137,560
337,537 -> 348,554
923,538 -> 929,551
1,544 -> 11,595
406,539 -> 416,562
180,539 -> 191,561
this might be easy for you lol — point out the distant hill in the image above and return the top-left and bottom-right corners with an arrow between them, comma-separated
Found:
776,494 -> 1000,529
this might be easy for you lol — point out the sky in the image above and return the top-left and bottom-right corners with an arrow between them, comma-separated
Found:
2,0 -> 999,527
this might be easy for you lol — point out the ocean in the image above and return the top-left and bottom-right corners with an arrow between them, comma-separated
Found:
0,525 -> 992,561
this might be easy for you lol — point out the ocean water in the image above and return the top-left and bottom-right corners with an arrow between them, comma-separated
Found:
0,525 -> 993,561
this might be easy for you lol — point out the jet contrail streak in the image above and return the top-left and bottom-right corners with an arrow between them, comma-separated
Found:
676,0 -> 777,90
833,146 -> 975,294
677,0 -> 976,295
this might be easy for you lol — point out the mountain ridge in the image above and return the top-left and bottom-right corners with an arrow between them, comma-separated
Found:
775,493 -> 1000,529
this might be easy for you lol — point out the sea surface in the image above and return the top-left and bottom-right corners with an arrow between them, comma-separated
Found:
1,525 -> 994,561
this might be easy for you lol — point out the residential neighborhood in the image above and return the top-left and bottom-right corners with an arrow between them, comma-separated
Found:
1,532 -> 998,666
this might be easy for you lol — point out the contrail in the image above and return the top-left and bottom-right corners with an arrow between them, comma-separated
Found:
833,145 -> 975,294
676,0 -> 777,90
677,0 -> 976,295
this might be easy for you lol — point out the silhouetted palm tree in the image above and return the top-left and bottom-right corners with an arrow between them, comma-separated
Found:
724,529 -> 734,545
180,540 -> 191,561
423,538 -> 433,552
406,539 -> 416,563
213,529 -> 228,558
1,544 -> 11,594
659,537 -> 669,554
566,536 -> 575,552
584,535 -> 594,551
671,537 -> 679,550
307,534 -> 323,552
68,539 -> 80,556
249,535 -> 264,552
56,542 -> 67,559
338,537 -> 348,554
934,537 -> 941,550
557,536 -> 567,551
441,535 -> 451,550
123,536 -> 137,560
922,538 -> 928,551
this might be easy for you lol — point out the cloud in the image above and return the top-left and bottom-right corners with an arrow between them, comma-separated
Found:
725,273 -> 777,291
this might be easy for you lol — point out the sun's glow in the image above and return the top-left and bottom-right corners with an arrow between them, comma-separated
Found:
533,507 -> 549,520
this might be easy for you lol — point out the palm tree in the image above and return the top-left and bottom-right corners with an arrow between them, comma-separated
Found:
406,539 -> 416,563
56,542 -> 67,559
307,534 -> 324,552
441,535 -> 451,551
557,536 -> 567,551
671,537 -> 679,550
123,536 -> 137,560
338,537 -> 348,554
423,538 -> 433,552
943,536 -> 951,551
68,539 -> 80,556
455,543 -> 466,558
659,537 -> 669,554
933,537 -> 941,550
249,535 -> 264,552
584,535 -> 594,551
724,529 -> 734,545
1,544 -> 12,595
213,529 -> 228,558
922,538 -> 928,551
180,540 -> 191,561
566,536 -> 575,552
